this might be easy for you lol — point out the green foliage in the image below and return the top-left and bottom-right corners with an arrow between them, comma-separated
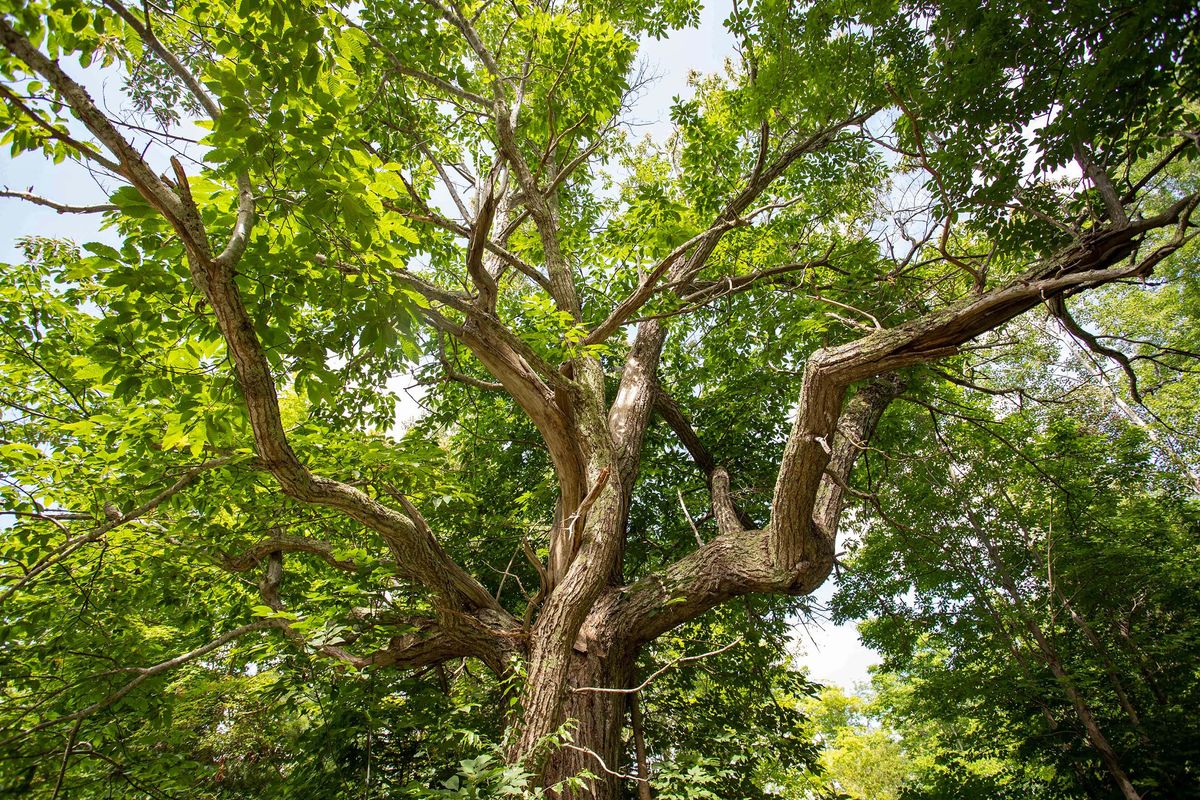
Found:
832,281 -> 1200,796
802,686 -> 910,800
637,605 -> 824,798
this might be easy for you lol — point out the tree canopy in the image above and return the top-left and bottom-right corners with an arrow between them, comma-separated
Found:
1,0 -> 1198,797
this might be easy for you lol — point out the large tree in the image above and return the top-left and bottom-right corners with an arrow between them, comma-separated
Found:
1,0 -> 1197,796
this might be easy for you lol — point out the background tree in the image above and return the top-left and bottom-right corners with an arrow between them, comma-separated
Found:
800,685 -> 910,800
1,0 -> 1198,796
833,236 -> 1200,798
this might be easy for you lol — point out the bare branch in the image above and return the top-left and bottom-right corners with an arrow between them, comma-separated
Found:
582,220 -> 745,347
222,532 -> 365,573
0,190 -> 117,215
385,202 -> 553,295
572,638 -> 742,694
653,389 -> 756,530
677,488 -> 704,546
561,744 -> 650,786
416,140 -> 473,220
1048,295 -> 1144,404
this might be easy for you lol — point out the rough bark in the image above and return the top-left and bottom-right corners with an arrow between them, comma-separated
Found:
540,644 -> 637,800
614,375 -> 904,644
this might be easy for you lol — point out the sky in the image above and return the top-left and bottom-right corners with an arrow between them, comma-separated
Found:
1,147 -> 114,263
1,62 -> 122,263
795,582 -> 880,691
0,2 -> 880,693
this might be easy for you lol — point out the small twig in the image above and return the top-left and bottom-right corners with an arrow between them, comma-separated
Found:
677,489 -> 703,546
49,717 -> 84,800
572,638 -> 742,694
630,693 -> 654,800
522,535 -> 550,596
562,744 -> 650,784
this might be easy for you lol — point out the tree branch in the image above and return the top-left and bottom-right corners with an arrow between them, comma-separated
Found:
1048,295 -> 1144,404
101,0 -> 221,120
1,17 -> 511,622
255,551 -> 485,671
0,20 -> 193,237
769,197 -> 1198,569
0,190 -> 117,214
571,638 -> 741,694
653,388 -> 756,531
615,200 -> 1198,643
0,457 -> 236,606
222,532 -> 365,573
0,84 -> 124,175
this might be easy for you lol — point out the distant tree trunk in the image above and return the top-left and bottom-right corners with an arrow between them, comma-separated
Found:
630,694 -> 654,800
1040,647 -> 1143,800
1054,587 -> 1154,749
973,521 -> 1143,800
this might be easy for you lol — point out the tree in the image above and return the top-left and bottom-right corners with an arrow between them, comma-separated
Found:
801,685 -> 910,800
1,0 -> 1197,796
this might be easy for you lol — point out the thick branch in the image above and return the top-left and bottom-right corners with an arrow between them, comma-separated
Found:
198,248 -> 502,613
603,110 -> 881,531
709,469 -> 744,536
616,201 -> 1198,643
769,200 -> 1197,568
0,20 -> 194,240
3,17 -> 507,621
811,374 -> 906,540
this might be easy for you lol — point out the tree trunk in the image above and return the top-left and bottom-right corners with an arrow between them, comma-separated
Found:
538,646 -> 637,799
507,588 -> 641,799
